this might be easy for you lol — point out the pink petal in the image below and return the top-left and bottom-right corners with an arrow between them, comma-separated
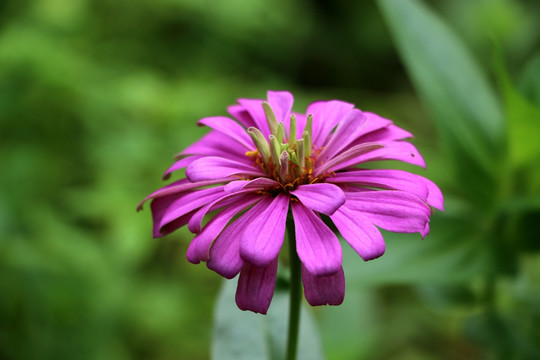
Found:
178,131 -> 247,161
237,98 -> 270,137
235,258 -> 279,314
357,124 -> 413,143
198,116 -> 253,150
301,265 -> 345,306
317,109 -> 368,162
290,183 -> 345,215
344,190 -> 431,235
207,196 -> 273,278
186,156 -> 264,182
186,195 -> 261,264
330,206 -> 385,260
158,186 -> 227,232
240,193 -> 289,267
267,91 -> 294,124
188,191 -> 261,233
151,197 -> 196,237
137,178 -> 228,211
335,141 -> 426,170
224,178 -> 280,193
307,100 -> 355,146
227,104 -> 256,128
328,169 -> 444,211
162,156 -> 201,180
291,202 -> 342,276
314,142 -> 384,177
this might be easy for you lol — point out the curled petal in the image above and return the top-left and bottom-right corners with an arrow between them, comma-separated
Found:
188,191 -> 261,234
162,156 -> 201,180
330,206 -> 385,261
186,195 -> 261,264
137,178 -> 228,211
291,202 -> 342,276
227,104 -> 256,128
290,183 -> 345,215
357,123 -> 413,143
207,197 -> 273,278
235,258 -> 279,314
334,141 -> 426,170
198,116 -> 253,150
317,109 -> 368,162
267,91 -> 294,124
301,265 -> 345,306
224,178 -> 280,193
237,98 -> 270,137
307,100 -> 355,146
240,193 -> 289,267
156,186 -> 227,234
314,142 -> 384,177
178,131 -> 247,161
344,190 -> 431,235
186,156 -> 265,182
328,169 -> 444,211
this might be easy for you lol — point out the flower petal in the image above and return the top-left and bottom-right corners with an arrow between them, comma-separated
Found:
162,156 -> 201,180
267,91 -> 294,124
344,190 -> 431,235
240,193 -> 289,267
328,169 -> 444,211
356,123 -> 413,143
335,141 -> 426,170
151,195 -> 196,237
188,191 -> 261,233
301,265 -> 345,306
317,109 -> 368,162
137,178 -> 228,211
227,104 -> 256,128
186,156 -> 264,182
235,258 -> 279,314
330,206 -> 385,260
314,142 -> 384,177
237,98 -> 270,137
157,186 -> 227,232
290,183 -> 345,215
207,197 -> 272,278
307,100 -> 355,146
224,178 -> 280,193
198,116 -> 254,150
186,195 -> 260,264
291,202 -> 342,276
178,130 -> 247,161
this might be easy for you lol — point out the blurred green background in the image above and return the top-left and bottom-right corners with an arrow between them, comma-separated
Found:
2,0 -> 540,359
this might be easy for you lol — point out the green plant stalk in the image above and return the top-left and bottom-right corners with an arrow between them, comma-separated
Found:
286,217 -> 301,360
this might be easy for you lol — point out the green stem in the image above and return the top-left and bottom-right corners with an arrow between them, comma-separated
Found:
286,217 -> 302,360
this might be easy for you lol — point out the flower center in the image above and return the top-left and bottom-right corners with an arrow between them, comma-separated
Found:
245,102 -> 320,192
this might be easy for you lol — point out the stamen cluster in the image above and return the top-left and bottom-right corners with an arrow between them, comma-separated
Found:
247,103 -> 318,191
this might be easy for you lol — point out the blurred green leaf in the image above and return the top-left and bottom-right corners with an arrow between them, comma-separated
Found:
377,0 -> 505,206
519,53 -> 540,107
212,278 -> 324,360
495,53 -> 540,167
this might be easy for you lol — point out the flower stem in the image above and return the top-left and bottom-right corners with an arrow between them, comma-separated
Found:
286,217 -> 301,360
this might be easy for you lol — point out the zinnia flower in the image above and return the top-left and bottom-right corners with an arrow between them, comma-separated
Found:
138,91 -> 443,314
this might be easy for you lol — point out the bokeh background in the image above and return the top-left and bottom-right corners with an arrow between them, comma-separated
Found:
2,0 -> 540,359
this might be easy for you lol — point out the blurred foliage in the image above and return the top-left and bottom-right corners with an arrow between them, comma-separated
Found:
1,0 -> 540,359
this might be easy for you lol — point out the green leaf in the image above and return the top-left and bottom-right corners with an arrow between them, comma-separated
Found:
519,53 -> 540,108
377,0 -> 505,205
212,278 -> 324,360
345,198 -> 490,285
495,53 -> 540,167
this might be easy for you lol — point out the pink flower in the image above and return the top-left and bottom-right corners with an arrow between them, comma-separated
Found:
138,91 -> 443,314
